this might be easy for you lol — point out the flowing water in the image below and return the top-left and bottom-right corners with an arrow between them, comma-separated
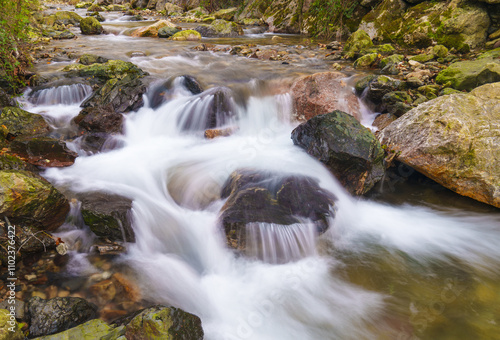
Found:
19,7 -> 500,339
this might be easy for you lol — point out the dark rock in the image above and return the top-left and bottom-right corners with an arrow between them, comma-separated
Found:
381,91 -> 413,117
27,296 -> 98,338
78,132 -> 123,154
292,110 -> 385,195
148,75 -> 203,109
158,26 -> 181,38
0,89 -> 15,109
81,73 -> 147,113
79,54 -> 109,65
362,75 -> 407,105
0,154 -> 37,172
10,136 -> 78,167
79,192 -> 135,242
74,105 -> 124,134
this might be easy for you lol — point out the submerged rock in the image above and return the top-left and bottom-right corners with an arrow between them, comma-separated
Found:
436,58 -> 500,91
0,170 -> 70,231
220,169 -> 336,251
292,110 -> 385,195
27,297 -> 98,338
80,16 -> 103,35
195,19 -> 243,37
290,72 -> 361,122
379,82 -> 500,208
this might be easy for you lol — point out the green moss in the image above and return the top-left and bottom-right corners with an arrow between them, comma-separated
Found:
354,53 -> 378,69
64,60 -> 146,81
35,319 -> 111,339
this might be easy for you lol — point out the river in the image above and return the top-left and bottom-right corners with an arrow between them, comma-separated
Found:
19,5 -> 500,340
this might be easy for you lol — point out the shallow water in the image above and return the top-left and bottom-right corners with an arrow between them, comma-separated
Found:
23,6 -> 500,339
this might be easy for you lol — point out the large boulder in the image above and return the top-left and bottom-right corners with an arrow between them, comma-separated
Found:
124,305 -> 204,340
80,73 -> 147,113
0,170 -> 70,231
195,19 -> 243,37
343,29 -> 373,58
290,72 -> 361,122
0,107 -> 50,142
9,137 -> 78,167
220,169 -> 336,251
436,58 -> 500,91
26,297 -> 98,338
79,192 -> 135,242
379,82 -> 500,208
292,110 -> 385,195
359,0 -> 490,50
63,60 -> 147,83
132,20 -> 177,37
80,16 -> 103,35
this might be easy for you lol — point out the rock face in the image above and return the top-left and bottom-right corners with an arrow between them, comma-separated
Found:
27,297 -> 98,338
195,19 -> 243,37
79,192 -> 135,242
80,16 -> 103,35
436,58 -> 500,91
124,305 -> 204,340
0,170 -> 70,231
292,110 -> 385,195
220,169 -> 336,250
379,82 -> 500,208
290,72 -> 361,122
359,0 -> 490,50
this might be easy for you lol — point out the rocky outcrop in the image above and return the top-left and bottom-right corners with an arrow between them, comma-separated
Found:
80,16 -> 103,35
220,169 -> 336,251
292,110 -> 385,195
379,82 -> 500,208
359,0 -> 490,50
0,170 -> 70,231
26,297 -> 98,338
195,19 -> 243,37
436,57 -> 500,91
290,72 -> 361,122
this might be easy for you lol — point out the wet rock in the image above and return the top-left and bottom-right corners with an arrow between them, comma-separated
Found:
124,305 -> 204,340
27,296 -> 98,338
357,75 -> 407,105
379,82 -> 500,208
158,26 -> 180,38
79,192 -> 135,242
78,132 -> 121,154
74,106 -> 124,134
213,7 -> 238,21
195,19 -> 243,37
432,44 -> 449,58
0,107 -> 50,142
40,11 -> 83,26
81,73 -> 147,113
79,54 -> 109,65
0,309 -> 24,340
63,60 -> 147,83
291,72 -> 361,122
164,2 -> 183,15
89,279 -> 116,304
87,11 -> 105,22
10,137 -> 78,167
379,54 -> 404,70
32,319 -> 111,339
292,110 -> 385,195
132,19 -> 177,37
148,75 -> 203,109
0,170 -> 70,231
0,89 -> 15,110
80,16 -> 103,35
220,169 -> 335,250
436,58 -> 500,91
171,29 -> 201,41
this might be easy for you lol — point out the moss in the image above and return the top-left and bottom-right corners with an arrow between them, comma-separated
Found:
409,54 -> 434,63
64,60 -> 146,81
379,54 -> 404,69
354,53 -> 379,69
80,16 -> 103,35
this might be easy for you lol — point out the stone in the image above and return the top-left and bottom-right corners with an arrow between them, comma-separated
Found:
0,170 -> 70,231
360,75 -> 407,106
436,58 -> 500,91
379,54 -> 404,69
79,54 -> 109,65
27,297 -> 98,338
164,2 -> 183,15
147,75 -> 203,109
0,309 -> 24,340
132,19 -> 177,37
41,28 -> 76,40
381,91 -> 413,117
373,113 -> 397,131
0,154 -> 36,171
87,4 -> 105,11
0,107 -> 50,142
213,7 -> 238,21
63,60 -> 147,83
409,53 -> 434,63
195,19 -> 243,37
432,44 -> 449,58
79,192 -> 135,242
81,73 -> 147,113
290,72 -> 361,122
477,47 -> 500,60
0,299 -> 24,320
124,306 -> 204,340
379,82 -> 500,208
0,89 -> 15,110
292,110 -> 385,195
158,26 -> 180,38
73,106 -> 124,134
171,29 -> 201,41
75,2 -> 93,9
40,11 -> 83,26
9,136 -> 78,167
354,53 -> 379,68
80,16 -> 103,35
33,319 -> 111,340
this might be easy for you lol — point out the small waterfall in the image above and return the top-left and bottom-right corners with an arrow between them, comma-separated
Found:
29,84 -> 93,106
245,222 -> 318,264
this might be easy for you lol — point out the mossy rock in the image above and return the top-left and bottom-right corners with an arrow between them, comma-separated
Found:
87,4 -> 105,12
213,7 -> 238,21
432,45 -> 448,58
33,319 -> 111,340
132,19 -> 177,37
75,2 -> 92,9
0,170 -> 70,231
0,107 -> 50,141
381,91 -> 413,117
40,11 -> 83,26
354,53 -> 379,69
0,154 -> 33,171
106,4 -> 128,11
379,54 -> 404,69
477,47 -> 500,60
0,309 -> 24,340
440,88 -> 462,96
171,29 -> 201,41
164,3 -> 182,15
418,85 -> 440,99
80,16 -> 103,35
124,306 -> 204,340
344,29 -> 373,53
158,26 -> 181,38
195,19 -> 243,37
436,58 -> 500,91
63,59 -> 147,82
409,53 -> 434,63
79,54 -> 109,65
41,27 -> 76,40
